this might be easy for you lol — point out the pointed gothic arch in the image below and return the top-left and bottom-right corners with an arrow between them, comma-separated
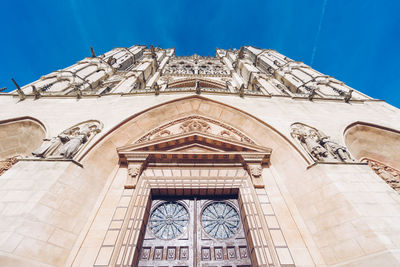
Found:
78,95 -> 308,167
344,121 -> 400,170
0,116 -> 46,160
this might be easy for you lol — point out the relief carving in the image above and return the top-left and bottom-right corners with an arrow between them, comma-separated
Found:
128,165 -> 141,178
247,164 -> 264,188
126,163 -> 144,189
136,115 -> 255,144
366,159 -> 400,193
249,165 -> 262,178
154,129 -> 171,139
0,157 -> 18,176
291,123 -> 354,163
180,119 -> 210,133
32,120 -> 102,159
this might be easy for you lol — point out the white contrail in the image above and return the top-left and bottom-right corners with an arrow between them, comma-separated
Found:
311,0 -> 328,66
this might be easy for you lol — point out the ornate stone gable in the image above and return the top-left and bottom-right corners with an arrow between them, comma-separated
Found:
136,115 -> 255,144
117,128 -> 271,189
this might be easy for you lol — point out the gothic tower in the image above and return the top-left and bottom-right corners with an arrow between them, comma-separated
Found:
0,45 -> 400,267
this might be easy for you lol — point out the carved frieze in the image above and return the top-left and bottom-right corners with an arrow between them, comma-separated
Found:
0,157 -> 18,176
136,115 -> 254,144
32,120 -> 102,160
365,159 -> 400,193
291,123 -> 354,163
180,119 -> 210,133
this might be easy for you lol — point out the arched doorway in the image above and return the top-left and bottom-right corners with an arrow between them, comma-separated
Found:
73,96 -> 306,267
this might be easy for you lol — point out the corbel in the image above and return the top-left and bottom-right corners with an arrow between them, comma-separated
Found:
242,153 -> 269,188
126,163 -> 144,189
124,153 -> 149,189
248,164 -> 264,188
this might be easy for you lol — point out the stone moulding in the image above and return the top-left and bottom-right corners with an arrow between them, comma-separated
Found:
135,115 -> 255,144
117,131 -> 271,189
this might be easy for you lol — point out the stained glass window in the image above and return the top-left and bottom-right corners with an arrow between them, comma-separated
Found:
149,201 -> 189,240
201,201 -> 240,239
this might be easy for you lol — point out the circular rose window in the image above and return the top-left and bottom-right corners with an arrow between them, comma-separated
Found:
149,201 -> 189,240
201,201 -> 240,239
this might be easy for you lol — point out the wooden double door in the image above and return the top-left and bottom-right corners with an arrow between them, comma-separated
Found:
137,197 -> 252,267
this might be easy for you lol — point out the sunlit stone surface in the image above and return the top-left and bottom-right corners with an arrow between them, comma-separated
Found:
0,45 -> 400,267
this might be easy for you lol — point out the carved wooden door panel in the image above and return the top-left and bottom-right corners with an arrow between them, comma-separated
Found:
137,199 -> 194,267
196,199 -> 252,267
137,198 -> 252,267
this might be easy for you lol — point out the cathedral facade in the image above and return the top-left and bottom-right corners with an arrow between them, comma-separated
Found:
0,45 -> 400,267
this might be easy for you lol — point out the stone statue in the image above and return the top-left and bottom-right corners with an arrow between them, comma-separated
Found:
320,136 -> 353,162
32,136 -> 62,158
291,127 -> 327,160
58,123 -> 100,158
32,120 -> 102,160
291,123 -> 354,163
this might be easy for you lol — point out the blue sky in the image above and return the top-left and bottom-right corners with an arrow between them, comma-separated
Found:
1,0 -> 399,107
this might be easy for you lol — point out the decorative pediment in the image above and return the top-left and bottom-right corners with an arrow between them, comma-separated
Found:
118,117 -> 271,189
118,129 -> 271,166
136,115 -> 255,144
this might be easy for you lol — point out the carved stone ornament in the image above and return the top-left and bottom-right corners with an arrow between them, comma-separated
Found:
0,157 -> 18,176
180,119 -> 210,133
163,56 -> 229,76
128,165 -> 141,178
365,159 -> 400,194
32,120 -> 103,160
249,165 -> 262,178
136,115 -> 255,144
247,164 -> 264,188
126,164 -> 143,189
291,123 -> 354,163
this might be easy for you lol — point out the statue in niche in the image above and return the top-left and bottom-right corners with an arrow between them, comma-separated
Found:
291,123 -> 354,162
320,136 -> 353,162
32,136 -> 62,158
291,125 -> 327,160
32,120 -> 102,159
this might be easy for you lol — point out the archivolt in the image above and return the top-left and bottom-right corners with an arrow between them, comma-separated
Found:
79,95 -> 309,168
